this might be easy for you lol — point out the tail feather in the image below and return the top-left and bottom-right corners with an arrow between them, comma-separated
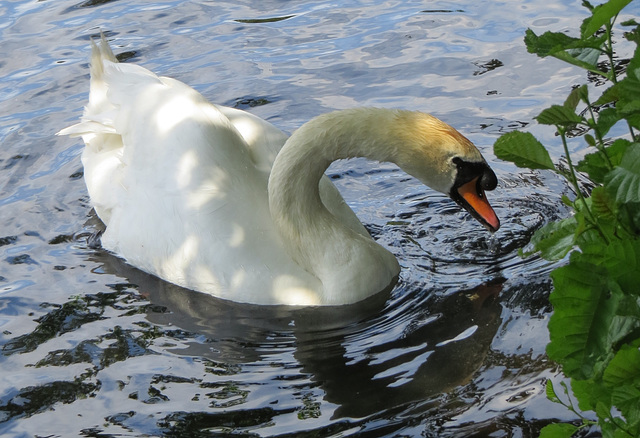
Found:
57,33 -> 119,140
86,34 -> 118,124
56,120 -> 117,137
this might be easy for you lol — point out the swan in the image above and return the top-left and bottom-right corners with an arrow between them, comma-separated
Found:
59,36 -> 500,306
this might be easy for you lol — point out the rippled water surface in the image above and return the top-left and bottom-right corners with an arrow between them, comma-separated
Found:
3,0 -> 638,436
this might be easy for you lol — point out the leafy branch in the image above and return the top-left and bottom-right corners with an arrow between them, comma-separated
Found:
541,380 -> 597,438
492,1 -> 640,437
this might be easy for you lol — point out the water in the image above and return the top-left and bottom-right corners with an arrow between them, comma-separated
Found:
2,0 -> 637,436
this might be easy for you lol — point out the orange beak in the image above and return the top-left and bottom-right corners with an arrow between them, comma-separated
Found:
457,177 -> 500,232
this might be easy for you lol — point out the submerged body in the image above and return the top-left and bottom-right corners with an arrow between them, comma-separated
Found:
60,37 -> 499,306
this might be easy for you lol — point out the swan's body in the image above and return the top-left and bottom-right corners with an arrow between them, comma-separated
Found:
60,37 -> 499,306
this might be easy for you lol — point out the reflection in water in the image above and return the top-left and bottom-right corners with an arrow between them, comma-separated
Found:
0,287 -> 145,423
301,282 -> 503,419
97,251 -> 503,421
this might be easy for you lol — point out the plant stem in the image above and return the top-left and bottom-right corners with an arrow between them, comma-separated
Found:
584,106 -> 614,169
606,410 -> 636,438
558,128 -> 609,243
604,17 -> 638,142
605,20 -> 619,84
559,128 -> 583,196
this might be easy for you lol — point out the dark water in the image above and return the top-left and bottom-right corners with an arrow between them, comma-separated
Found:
2,0 -> 637,436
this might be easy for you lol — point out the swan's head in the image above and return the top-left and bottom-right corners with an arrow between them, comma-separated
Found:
391,111 -> 500,232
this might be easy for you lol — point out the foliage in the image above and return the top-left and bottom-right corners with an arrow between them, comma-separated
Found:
492,1 -> 640,437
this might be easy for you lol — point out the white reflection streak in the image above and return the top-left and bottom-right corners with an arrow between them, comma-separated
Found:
436,325 -> 479,347
372,349 -> 434,387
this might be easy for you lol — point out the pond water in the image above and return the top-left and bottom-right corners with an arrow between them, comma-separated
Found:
2,0 -> 637,436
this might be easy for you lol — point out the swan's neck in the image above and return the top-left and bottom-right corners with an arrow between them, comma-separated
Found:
268,108 -> 435,301
269,109 -> 399,243
271,109 -> 397,211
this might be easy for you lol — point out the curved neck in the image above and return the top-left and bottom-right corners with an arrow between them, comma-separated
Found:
269,109 -> 396,230
267,109 -> 405,287
269,108 -> 400,205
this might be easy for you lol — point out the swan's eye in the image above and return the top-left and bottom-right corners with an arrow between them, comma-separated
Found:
452,156 -> 463,170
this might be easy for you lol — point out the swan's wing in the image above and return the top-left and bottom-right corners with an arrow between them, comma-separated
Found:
152,78 -> 286,176
59,38 -> 269,224
92,58 -> 271,230
216,105 -> 288,172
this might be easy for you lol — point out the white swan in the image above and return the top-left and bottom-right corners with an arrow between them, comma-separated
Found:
59,36 -> 500,306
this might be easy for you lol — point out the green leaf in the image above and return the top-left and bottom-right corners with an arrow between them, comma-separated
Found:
619,74 -> 640,103
539,423 -> 580,438
552,48 -> 607,75
494,131 -> 555,170
572,378 -> 601,412
529,216 -> 578,261
624,23 -> 640,46
536,105 -> 585,126
581,0 -> 633,38
577,151 -> 611,183
524,29 -> 609,76
564,84 -> 589,110
591,186 -> 616,220
621,19 -> 639,27
547,253 -> 623,379
609,309 -> 640,348
595,107 -> 622,138
594,83 -> 620,105
617,74 -> 640,129
546,379 -> 563,404
608,358 -> 640,429
525,29 -> 605,57
605,143 -> 640,204
619,103 -> 640,130
628,34 -> 640,72
610,384 -> 640,431
595,401 -> 614,426
605,139 -> 633,168
567,46 -> 603,68
525,29 -> 580,57
603,342 -> 640,387
584,238 -> 640,295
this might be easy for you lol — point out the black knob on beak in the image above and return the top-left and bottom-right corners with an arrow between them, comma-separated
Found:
480,168 -> 498,191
